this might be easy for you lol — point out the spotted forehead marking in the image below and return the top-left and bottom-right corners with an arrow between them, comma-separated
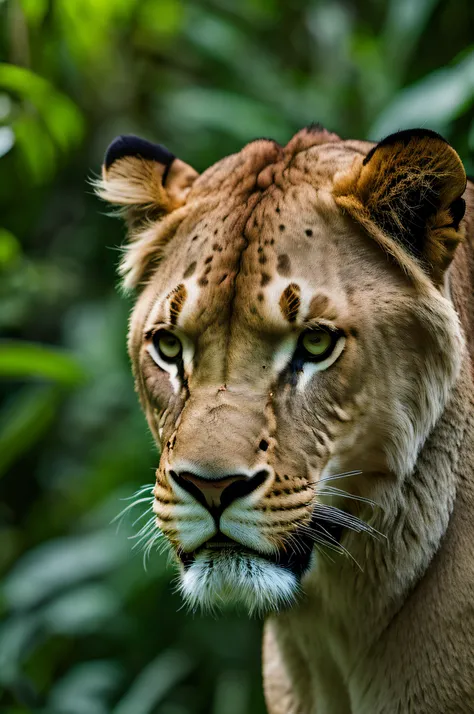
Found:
279,283 -> 301,323
183,262 -> 196,278
277,254 -> 291,276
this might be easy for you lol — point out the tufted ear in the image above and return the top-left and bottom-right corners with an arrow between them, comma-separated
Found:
334,129 -> 467,285
97,135 -> 199,226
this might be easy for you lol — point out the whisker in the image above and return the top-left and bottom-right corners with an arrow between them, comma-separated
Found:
313,522 -> 363,571
316,484 -> 378,509
296,522 -> 343,549
136,531 -> 163,560
112,496 -> 154,525
283,532 -> 306,558
132,505 -> 154,527
296,520 -> 357,561
142,532 -> 162,570
119,483 -> 155,500
318,470 -> 362,483
112,484 -> 155,534
130,516 -> 157,549
291,523 -> 343,558
313,504 -> 383,539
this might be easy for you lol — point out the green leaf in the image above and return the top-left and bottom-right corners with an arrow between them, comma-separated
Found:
41,584 -> 122,635
384,0 -> 442,73
20,0 -> 49,27
137,0 -> 183,37
3,531 -> 128,610
469,118 -> 474,150
0,63 -> 84,181
0,384 -> 61,476
0,125 -> 15,158
370,49 -> 474,139
12,115 -> 57,183
0,228 -> 21,267
0,612 -> 41,684
0,65 -> 83,140
0,341 -> 87,384
49,660 -> 122,714
212,670 -> 250,714
113,651 -> 193,714
163,88 -> 292,143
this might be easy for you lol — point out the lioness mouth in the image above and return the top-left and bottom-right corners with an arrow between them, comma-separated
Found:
177,521 -> 344,577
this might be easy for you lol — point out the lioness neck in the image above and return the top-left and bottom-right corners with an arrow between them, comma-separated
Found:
265,367 -> 474,714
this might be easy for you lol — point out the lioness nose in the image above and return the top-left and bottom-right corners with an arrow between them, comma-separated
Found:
169,469 -> 268,510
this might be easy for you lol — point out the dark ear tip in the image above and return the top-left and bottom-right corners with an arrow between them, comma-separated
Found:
104,135 -> 175,171
363,128 -> 450,165
450,197 -> 466,229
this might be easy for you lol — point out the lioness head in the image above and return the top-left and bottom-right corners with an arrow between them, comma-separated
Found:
98,127 -> 466,614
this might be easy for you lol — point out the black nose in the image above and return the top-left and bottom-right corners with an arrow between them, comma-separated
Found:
169,469 -> 269,510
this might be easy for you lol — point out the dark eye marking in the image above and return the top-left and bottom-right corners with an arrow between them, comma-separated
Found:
279,283 -> 300,323
168,283 -> 187,326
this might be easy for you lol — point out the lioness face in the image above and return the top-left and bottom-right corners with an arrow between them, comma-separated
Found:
99,129 -> 465,614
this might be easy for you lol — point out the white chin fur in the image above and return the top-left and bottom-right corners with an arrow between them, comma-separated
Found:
178,549 -> 299,616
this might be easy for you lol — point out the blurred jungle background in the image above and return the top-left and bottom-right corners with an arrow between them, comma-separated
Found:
0,0 -> 473,712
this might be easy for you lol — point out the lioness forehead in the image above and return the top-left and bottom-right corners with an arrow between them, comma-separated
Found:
144,138 -> 393,343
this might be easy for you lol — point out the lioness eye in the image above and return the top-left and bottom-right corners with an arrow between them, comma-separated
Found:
301,329 -> 335,360
153,330 -> 182,362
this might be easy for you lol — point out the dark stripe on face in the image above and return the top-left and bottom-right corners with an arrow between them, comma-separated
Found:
279,283 -> 301,323
168,283 -> 187,326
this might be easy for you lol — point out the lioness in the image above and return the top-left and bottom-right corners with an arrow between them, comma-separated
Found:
97,126 -> 474,713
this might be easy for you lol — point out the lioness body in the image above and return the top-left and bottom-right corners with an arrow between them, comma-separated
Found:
98,128 -> 474,713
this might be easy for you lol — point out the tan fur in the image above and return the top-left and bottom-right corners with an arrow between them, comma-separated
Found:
98,127 -> 474,713
97,154 -> 198,213
333,135 -> 467,285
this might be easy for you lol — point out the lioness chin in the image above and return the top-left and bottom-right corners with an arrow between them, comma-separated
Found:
97,126 -> 474,713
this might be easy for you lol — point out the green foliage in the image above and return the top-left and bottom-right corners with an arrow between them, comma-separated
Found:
0,341 -> 86,383
0,384 -> 62,477
0,63 -> 83,182
0,0 -> 472,712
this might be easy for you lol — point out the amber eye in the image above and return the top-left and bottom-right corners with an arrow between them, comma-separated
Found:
152,330 -> 182,362
300,329 -> 335,361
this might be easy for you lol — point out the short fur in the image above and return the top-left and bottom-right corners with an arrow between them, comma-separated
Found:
97,126 -> 474,714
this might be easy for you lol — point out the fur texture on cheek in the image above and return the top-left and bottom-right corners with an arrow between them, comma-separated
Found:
367,296 -> 464,478
138,357 -> 186,450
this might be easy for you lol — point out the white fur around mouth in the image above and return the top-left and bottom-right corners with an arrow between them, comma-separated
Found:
178,547 -> 299,616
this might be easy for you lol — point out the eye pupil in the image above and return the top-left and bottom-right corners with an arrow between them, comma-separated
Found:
153,330 -> 182,361
300,329 -> 334,360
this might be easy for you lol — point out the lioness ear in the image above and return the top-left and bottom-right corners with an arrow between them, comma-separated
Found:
334,129 -> 467,284
97,135 -> 199,225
